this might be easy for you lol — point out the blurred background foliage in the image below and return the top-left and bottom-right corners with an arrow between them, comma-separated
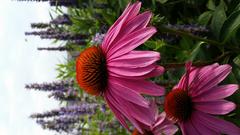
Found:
23,0 -> 240,134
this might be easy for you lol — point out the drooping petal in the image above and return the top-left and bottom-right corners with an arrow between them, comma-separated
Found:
101,2 -> 141,52
180,120 -> 201,135
194,111 -> 240,135
104,92 -> 129,130
194,100 -> 236,115
108,64 -> 155,77
105,89 -> 144,133
107,50 -> 160,68
109,65 -> 164,80
109,76 -> 165,96
108,81 -> 149,107
107,27 -> 157,60
191,112 -> 219,135
109,91 -> 154,126
192,84 -> 238,101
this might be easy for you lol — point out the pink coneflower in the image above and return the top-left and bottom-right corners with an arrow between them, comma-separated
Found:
164,62 -> 240,135
76,2 -> 164,132
131,102 -> 178,135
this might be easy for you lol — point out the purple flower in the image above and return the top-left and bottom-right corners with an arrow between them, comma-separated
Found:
31,23 -> 49,29
90,33 -> 105,45
30,103 -> 98,118
50,14 -> 72,25
37,46 -> 73,51
25,80 -> 74,91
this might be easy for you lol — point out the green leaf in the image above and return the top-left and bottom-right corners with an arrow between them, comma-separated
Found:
207,0 -> 216,10
210,0 -> 227,39
220,10 -> 240,43
233,55 -> 240,68
180,37 -> 193,50
198,11 -> 213,25
189,41 -> 206,61
157,0 -> 168,4
144,40 -> 165,50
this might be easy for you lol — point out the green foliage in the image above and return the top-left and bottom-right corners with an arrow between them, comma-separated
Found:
56,59 -> 76,80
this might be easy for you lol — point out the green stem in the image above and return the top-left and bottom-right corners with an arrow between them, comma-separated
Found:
157,26 -> 223,46
161,52 -> 232,69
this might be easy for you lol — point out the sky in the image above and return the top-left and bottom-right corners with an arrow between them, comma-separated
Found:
0,0 -> 67,135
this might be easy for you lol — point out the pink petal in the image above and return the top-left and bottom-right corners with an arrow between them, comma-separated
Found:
152,113 -> 166,129
153,119 -> 178,135
179,123 -> 187,135
194,111 -> 240,135
108,81 -> 149,107
192,84 -> 238,102
105,89 -> 144,133
194,100 -> 236,115
176,64 -> 217,91
191,112 -> 219,135
107,87 -> 154,126
197,64 -> 231,92
118,11 -> 152,38
149,101 -> 159,120
108,63 -> 155,77
107,50 -> 160,68
138,65 -> 164,79
179,120 -> 201,135
124,101 -> 155,126
183,64 -> 219,96
107,27 -> 157,60
110,65 -> 164,80
192,64 -> 231,96
104,93 -> 129,130
109,76 -> 165,96
101,2 -> 141,52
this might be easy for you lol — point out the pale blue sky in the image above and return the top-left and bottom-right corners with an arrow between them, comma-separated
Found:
0,0 -> 67,135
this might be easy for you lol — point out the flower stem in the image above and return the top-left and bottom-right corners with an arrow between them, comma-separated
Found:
157,25 -> 223,46
161,52 -> 232,69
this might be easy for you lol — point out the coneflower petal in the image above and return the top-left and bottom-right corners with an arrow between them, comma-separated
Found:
192,84 -> 238,101
118,11 -> 152,38
108,50 -> 160,68
108,64 -> 155,77
194,100 -> 236,115
101,2 -> 141,52
107,27 -> 157,59
194,111 -> 240,135
109,82 -> 149,107
109,76 -> 164,96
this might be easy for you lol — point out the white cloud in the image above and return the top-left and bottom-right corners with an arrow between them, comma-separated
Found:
0,127 -> 9,135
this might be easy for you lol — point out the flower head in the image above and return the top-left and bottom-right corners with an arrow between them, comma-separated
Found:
164,62 -> 240,135
76,2 -> 165,133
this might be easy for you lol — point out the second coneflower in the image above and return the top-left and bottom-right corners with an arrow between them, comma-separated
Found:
164,62 -> 240,135
76,2 -> 165,133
